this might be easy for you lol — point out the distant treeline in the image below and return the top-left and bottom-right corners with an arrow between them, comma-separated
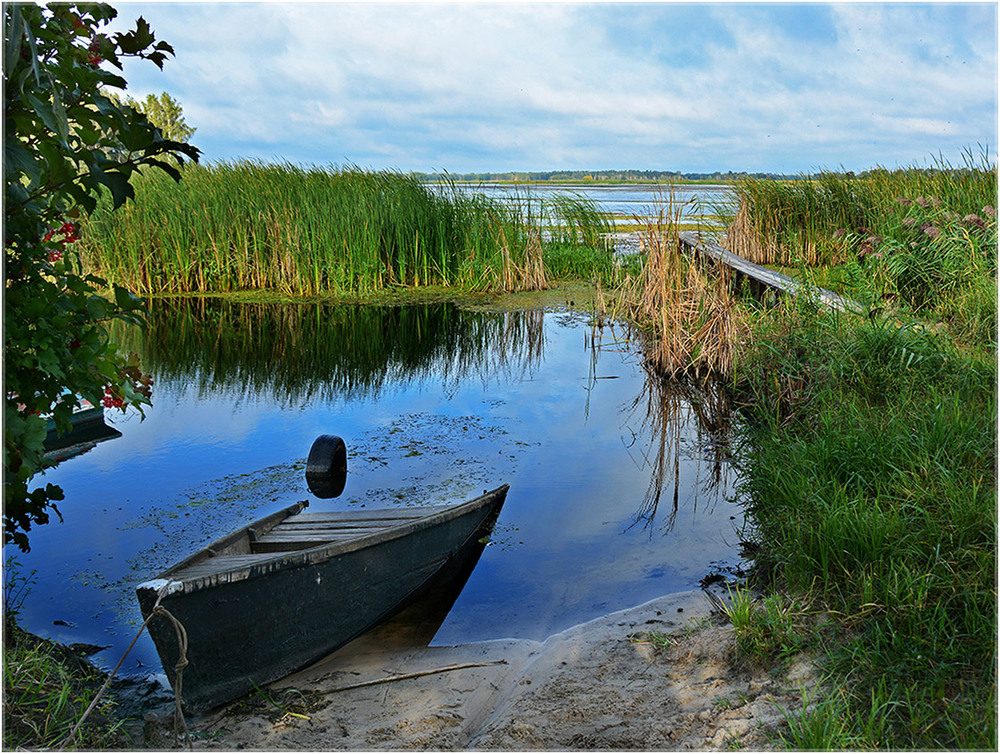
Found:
411,169 -> 800,183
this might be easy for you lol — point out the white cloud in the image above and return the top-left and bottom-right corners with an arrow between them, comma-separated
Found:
108,1 -> 996,173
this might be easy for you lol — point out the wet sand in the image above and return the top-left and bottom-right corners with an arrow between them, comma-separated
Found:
155,590 -> 817,751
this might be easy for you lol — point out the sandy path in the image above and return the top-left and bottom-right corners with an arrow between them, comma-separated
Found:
168,590 -> 816,751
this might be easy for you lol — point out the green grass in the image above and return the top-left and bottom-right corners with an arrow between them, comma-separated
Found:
2,627 -> 131,749
731,292 -> 996,750
721,587 -> 806,664
3,560 -> 130,749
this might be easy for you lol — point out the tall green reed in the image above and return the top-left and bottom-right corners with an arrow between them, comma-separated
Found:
546,192 -> 616,248
79,161 -> 546,296
724,152 -> 996,269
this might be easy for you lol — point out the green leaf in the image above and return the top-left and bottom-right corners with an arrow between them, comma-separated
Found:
115,16 -> 155,55
3,141 -> 42,186
101,73 -> 128,90
64,181 -> 98,214
94,168 -> 135,208
4,4 -> 24,74
113,284 -> 144,313
37,138 -> 75,186
89,4 -> 120,24
73,121 -> 101,147
145,50 -> 168,70
20,415 -> 49,455
26,93 -> 66,142
48,82 -> 71,144
21,11 -> 42,87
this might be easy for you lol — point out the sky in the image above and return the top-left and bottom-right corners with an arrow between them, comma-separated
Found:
106,1 -> 998,175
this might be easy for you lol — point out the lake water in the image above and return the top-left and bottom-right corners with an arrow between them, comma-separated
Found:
433,182 -> 735,220
7,300 -> 746,679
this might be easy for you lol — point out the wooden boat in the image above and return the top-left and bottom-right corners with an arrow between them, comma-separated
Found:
42,396 -> 122,461
135,485 -> 509,711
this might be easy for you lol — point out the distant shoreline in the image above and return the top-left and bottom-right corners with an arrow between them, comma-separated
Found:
412,171 -> 802,184
424,178 -> 743,186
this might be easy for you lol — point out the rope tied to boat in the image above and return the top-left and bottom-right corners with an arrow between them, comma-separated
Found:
152,598 -> 192,748
58,581 -> 193,750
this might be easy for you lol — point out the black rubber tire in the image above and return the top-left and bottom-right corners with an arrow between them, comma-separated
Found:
305,434 -> 348,498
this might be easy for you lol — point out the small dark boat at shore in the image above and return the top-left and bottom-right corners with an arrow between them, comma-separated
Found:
136,485 -> 509,712
43,397 -> 122,462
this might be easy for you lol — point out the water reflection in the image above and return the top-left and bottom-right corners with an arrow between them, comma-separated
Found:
119,298 -> 546,402
625,369 -> 734,535
583,324 -> 735,536
14,300 -> 745,672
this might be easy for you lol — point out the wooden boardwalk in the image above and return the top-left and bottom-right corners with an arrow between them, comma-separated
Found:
676,231 -> 862,314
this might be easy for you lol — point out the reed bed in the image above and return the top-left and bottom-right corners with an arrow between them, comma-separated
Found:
616,192 -> 747,378
79,162 -> 556,296
724,154 -> 997,348
724,152 -> 997,269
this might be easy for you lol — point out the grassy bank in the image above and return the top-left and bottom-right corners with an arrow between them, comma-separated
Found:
3,562 -> 131,749
709,162 -> 997,749
729,300 -> 995,749
78,161 -> 625,297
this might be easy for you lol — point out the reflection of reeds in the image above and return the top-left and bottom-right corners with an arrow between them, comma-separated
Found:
617,190 -> 746,378
108,299 -> 545,403
624,365 -> 735,535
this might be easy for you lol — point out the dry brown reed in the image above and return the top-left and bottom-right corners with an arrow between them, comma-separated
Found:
617,192 -> 747,378
725,201 -> 780,264
491,227 -> 548,292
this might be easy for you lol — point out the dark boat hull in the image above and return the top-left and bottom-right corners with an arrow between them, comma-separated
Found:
136,486 -> 507,711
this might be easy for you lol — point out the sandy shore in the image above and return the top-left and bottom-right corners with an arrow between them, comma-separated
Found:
137,590 -> 819,751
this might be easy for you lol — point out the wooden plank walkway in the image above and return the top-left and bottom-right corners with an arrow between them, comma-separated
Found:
676,230 -> 862,314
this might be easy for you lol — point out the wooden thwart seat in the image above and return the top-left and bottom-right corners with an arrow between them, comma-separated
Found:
169,553 -> 280,580
249,505 -> 456,554
164,505 -> 464,574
